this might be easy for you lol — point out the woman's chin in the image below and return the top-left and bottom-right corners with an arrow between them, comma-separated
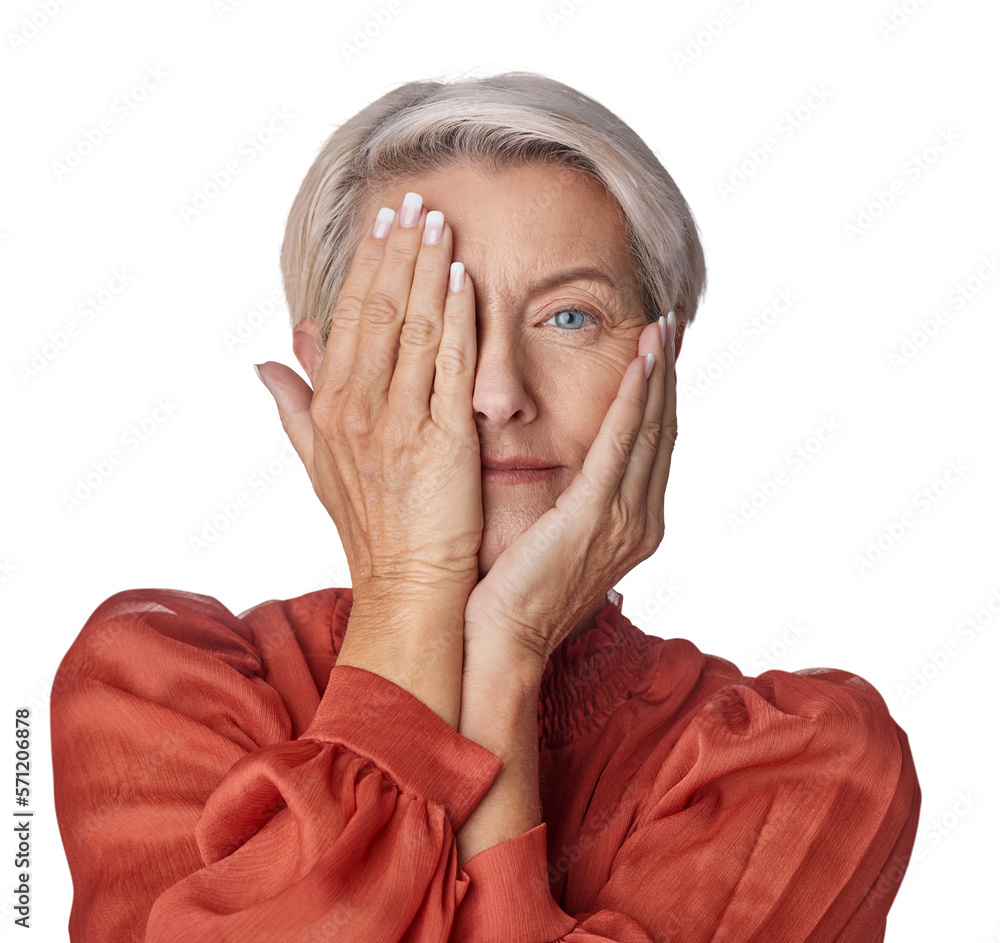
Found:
476,518 -> 528,580
476,534 -> 503,580
477,487 -> 564,578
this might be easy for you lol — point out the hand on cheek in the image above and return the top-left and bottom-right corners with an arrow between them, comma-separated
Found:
463,309 -> 678,669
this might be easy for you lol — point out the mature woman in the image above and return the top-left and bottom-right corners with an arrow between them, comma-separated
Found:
52,72 -> 919,942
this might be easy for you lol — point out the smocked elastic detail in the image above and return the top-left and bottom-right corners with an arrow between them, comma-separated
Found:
537,595 -> 655,749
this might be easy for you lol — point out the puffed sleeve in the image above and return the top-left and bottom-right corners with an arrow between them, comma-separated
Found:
449,666 -> 920,943
50,588 -> 503,942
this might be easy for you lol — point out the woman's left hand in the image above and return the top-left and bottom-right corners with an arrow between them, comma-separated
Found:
463,311 -> 678,671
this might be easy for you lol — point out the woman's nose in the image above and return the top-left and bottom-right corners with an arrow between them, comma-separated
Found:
471,328 -> 538,429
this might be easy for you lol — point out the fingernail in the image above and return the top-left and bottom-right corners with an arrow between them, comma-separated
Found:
666,310 -> 677,350
373,207 -> 395,239
657,315 -> 667,349
423,210 -> 444,246
253,363 -> 266,387
400,192 -> 423,228
449,261 -> 465,292
643,351 -> 655,380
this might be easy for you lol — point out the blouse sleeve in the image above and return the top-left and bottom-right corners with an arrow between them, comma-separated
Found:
449,667 -> 920,943
50,588 -> 504,942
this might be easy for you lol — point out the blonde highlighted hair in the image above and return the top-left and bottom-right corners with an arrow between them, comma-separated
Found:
281,71 -> 706,344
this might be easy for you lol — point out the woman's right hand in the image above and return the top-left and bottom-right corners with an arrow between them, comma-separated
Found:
256,192 -> 483,603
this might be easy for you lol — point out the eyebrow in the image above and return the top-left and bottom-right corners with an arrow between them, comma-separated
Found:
526,267 -> 622,297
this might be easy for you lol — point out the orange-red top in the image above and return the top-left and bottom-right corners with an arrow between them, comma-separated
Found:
51,586 -> 919,942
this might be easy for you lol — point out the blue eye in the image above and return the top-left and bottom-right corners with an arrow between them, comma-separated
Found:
546,308 -> 597,331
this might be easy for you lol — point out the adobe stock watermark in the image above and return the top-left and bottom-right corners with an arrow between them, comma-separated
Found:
321,563 -> 353,589
60,397 -> 180,513
896,586 -> 1000,706
716,85 -> 833,201
852,458 -> 969,575
0,556 -> 17,588
863,788 -> 978,907
187,445 -> 299,555
886,254 -> 998,372
509,163 -> 587,232
222,285 -> 288,352
178,106 -> 294,223
909,790 -> 980,864
682,287 -> 797,404
18,267 -> 134,384
876,0 -> 933,39
7,0 -> 72,54
538,773 -> 651,892
749,620 -> 809,673
842,126 -> 959,244
623,576 -> 682,632
63,724 -> 192,849
727,417 -> 843,534
545,0 -> 588,28
672,0 -> 756,72
51,66 -> 168,181
213,0 -> 249,19
341,0 -> 404,63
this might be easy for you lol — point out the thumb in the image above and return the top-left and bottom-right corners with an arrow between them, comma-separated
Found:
254,361 -> 315,474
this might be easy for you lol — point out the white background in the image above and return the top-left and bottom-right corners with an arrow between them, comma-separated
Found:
2,0 -> 998,939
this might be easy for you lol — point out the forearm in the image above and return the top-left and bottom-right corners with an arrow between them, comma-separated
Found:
455,643 -> 545,866
336,582 -> 469,730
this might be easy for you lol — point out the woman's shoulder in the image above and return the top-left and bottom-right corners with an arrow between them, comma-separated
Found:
616,632 -> 920,856
606,602 -> 899,736
71,583 -> 353,633
55,585 -> 355,687
554,599 -> 907,760
635,629 -> 911,776
707,658 -> 904,750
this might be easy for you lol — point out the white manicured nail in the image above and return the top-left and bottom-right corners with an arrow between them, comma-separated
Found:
372,207 -> 395,240
644,351 -> 655,380
423,210 -> 444,246
400,192 -> 423,228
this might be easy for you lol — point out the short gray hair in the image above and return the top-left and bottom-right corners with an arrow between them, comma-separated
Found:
281,71 -> 706,345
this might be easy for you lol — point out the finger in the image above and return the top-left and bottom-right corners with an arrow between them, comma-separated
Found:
352,191 -> 428,402
644,310 -> 680,523
430,259 -> 477,428
388,211 -> 453,416
313,205 -> 392,399
568,349 -> 650,517
620,317 -> 671,500
255,360 -> 316,475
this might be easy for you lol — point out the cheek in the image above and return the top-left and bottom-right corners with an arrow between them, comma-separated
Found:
539,347 -> 633,455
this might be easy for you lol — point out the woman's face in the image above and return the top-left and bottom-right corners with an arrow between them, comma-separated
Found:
362,161 -> 651,578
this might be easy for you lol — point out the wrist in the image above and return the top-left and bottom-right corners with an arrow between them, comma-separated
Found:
464,627 -> 551,685
459,640 -> 544,744
355,563 -> 478,599
338,584 -> 470,730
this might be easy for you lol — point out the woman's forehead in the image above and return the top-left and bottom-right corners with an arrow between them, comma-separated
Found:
366,162 -> 639,297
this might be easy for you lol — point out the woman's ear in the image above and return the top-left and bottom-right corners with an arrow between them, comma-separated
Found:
292,319 -> 325,387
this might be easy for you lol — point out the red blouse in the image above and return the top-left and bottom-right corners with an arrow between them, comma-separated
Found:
51,585 -> 919,942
